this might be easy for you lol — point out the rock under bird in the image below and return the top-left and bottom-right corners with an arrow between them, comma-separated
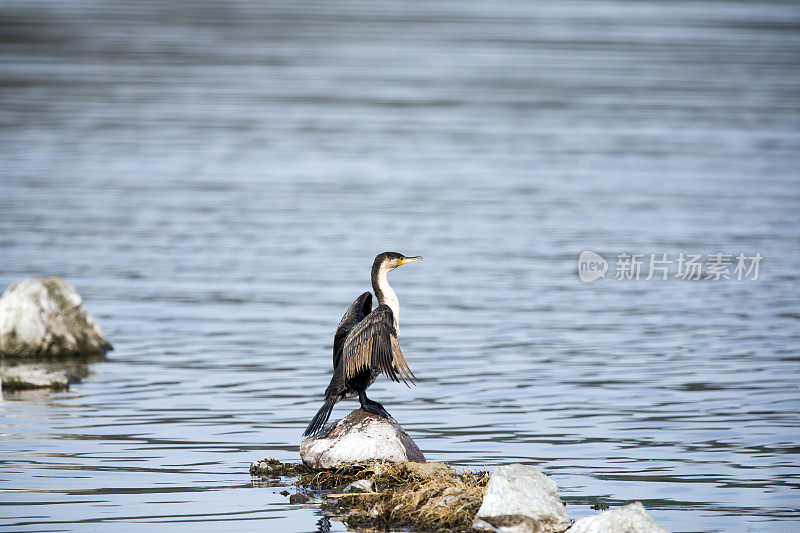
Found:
303,252 -> 421,437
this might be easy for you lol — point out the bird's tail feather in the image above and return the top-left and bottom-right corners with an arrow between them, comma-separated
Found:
303,397 -> 338,437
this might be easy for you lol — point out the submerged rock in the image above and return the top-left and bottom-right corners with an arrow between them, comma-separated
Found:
567,502 -> 668,533
289,493 -> 310,504
0,277 -> 112,357
299,409 -> 425,468
474,464 -> 571,533
249,457 -> 309,477
1,363 -> 76,391
302,460 -> 488,531
250,457 -> 286,476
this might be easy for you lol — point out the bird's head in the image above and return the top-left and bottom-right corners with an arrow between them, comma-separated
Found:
372,251 -> 422,274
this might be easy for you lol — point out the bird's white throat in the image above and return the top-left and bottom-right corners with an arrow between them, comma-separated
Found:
373,266 -> 400,329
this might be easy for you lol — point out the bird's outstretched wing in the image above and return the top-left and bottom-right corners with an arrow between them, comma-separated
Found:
341,304 -> 417,385
333,292 -> 372,370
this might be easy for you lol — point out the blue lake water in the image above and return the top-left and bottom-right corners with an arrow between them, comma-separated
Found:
1,1 -> 799,531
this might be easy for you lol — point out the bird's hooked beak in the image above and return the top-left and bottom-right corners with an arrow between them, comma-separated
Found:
398,256 -> 422,265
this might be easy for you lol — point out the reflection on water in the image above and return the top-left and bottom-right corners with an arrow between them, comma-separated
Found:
1,0 -> 799,532
1,354 -> 105,399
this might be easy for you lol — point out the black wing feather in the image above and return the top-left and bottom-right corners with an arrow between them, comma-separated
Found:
341,305 -> 417,385
333,292 -> 372,370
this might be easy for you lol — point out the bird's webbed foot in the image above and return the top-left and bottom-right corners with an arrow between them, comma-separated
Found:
361,400 -> 392,419
358,392 -> 392,420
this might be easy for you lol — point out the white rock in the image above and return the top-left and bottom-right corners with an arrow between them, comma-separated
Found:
567,502 -> 668,533
0,277 -> 111,357
474,463 -> 571,533
1,364 -> 73,390
299,409 -> 425,468
438,494 -> 459,507
345,479 -> 374,492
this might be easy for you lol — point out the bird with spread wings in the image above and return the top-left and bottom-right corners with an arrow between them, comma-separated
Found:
303,252 -> 421,437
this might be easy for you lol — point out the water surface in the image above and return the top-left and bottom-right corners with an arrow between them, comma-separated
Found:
1,1 -> 799,531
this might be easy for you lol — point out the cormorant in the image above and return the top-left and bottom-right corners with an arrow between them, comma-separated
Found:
303,251 -> 421,437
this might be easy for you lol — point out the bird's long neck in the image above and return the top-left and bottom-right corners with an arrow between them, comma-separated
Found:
372,264 -> 399,328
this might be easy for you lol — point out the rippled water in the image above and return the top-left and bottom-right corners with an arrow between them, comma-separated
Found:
2,1 -> 800,531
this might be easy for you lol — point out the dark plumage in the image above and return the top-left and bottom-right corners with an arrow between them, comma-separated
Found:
303,252 -> 421,437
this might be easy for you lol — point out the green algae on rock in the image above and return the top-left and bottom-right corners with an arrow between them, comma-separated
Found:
249,457 -> 488,531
